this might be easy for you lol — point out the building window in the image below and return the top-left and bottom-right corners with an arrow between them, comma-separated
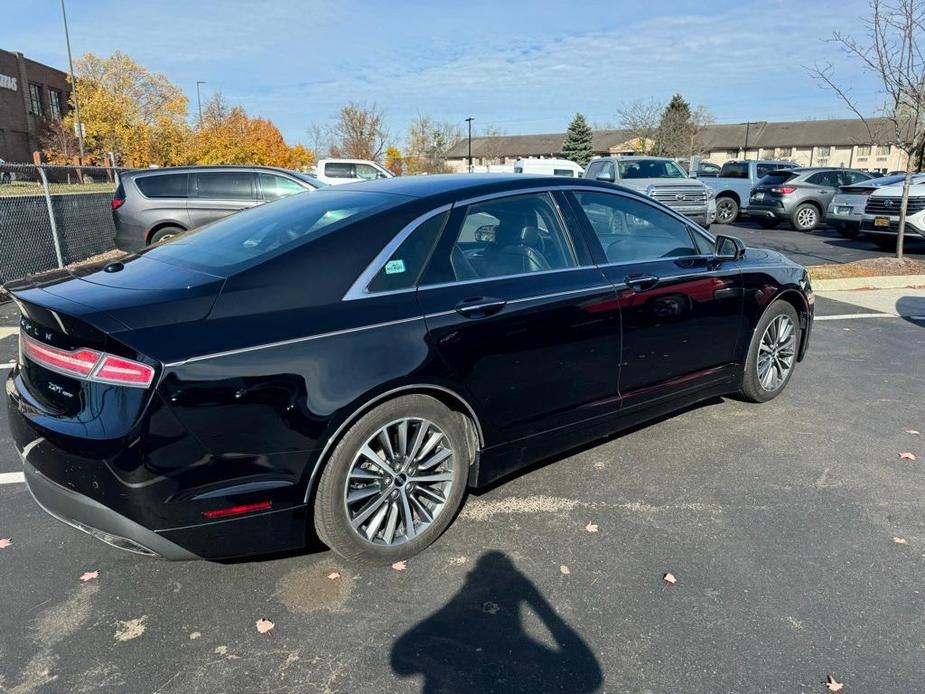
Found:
876,145 -> 890,156
48,90 -> 62,120
29,83 -> 42,116
857,145 -> 871,156
816,146 -> 831,157
760,148 -> 775,158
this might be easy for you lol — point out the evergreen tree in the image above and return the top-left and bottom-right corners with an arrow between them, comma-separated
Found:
561,113 -> 594,166
655,94 -> 695,158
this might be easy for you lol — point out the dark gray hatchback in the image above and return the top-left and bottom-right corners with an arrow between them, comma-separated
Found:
111,165 -> 325,251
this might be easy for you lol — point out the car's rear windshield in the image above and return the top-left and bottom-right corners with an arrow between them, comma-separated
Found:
142,189 -> 399,274
757,171 -> 797,186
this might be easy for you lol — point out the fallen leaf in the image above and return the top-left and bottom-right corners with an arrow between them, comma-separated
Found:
560,565 -> 571,575
825,674 -> 844,691
585,522 -> 599,533
80,570 -> 99,582
663,572 -> 677,585
327,572 -> 341,580
893,536 -> 908,545
0,538 -> 12,549
906,429 -> 921,436
482,601 -> 499,614
189,631 -> 201,640
899,452 -> 917,461
391,560 -> 407,571
255,618 -> 274,634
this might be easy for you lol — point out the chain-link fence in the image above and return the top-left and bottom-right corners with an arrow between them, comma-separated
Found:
0,162 -> 126,288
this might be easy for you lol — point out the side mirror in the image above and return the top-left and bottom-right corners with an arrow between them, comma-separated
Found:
595,171 -> 615,183
714,234 -> 746,260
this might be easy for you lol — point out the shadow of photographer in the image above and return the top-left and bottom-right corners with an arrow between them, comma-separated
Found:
391,551 -> 603,693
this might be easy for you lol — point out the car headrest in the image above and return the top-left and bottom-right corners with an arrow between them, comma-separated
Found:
520,226 -> 542,248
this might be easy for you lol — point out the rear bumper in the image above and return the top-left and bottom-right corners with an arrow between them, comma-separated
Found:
112,217 -> 147,252
743,204 -> 789,220
23,458 -> 197,559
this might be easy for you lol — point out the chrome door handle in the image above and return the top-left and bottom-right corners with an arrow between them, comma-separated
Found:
624,274 -> 659,291
455,297 -> 507,318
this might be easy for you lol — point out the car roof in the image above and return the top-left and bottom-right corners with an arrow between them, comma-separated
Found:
337,173 -> 619,198
120,165 -> 302,178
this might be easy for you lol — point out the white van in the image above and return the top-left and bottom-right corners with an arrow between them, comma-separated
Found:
513,158 -> 584,177
312,159 -> 394,186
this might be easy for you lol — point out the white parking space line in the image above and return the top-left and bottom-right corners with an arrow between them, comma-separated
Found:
815,313 -> 898,321
0,472 -> 25,485
0,327 -> 18,340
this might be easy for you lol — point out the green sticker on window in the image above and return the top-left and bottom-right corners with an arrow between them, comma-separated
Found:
385,259 -> 406,275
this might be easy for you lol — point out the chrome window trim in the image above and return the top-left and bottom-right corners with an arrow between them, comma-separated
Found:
342,204 -> 452,301
417,265 -> 592,292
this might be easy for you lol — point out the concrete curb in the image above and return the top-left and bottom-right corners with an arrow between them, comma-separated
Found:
812,274 -> 925,291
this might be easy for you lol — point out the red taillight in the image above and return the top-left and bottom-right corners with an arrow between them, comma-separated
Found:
111,197 -> 124,210
93,355 -> 155,388
21,333 -> 100,378
771,186 -> 797,194
20,332 -> 154,388
202,501 -> 273,520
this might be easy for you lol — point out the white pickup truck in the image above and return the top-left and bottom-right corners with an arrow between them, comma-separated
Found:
312,159 -> 393,186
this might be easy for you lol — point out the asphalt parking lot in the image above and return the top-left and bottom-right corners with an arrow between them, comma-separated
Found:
1,254 -> 924,693
715,219 -> 925,266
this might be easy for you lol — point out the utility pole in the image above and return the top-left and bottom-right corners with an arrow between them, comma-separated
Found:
743,121 -> 751,159
465,117 -> 474,172
196,81 -> 206,124
60,0 -> 85,164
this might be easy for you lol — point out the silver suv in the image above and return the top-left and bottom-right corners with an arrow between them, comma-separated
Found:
746,167 -> 874,231
585,156 -> 717,228
112,165 -> 325,251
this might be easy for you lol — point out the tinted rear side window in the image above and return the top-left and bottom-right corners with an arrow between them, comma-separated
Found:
720,162 -> 749,179
324,162 -> 355,178
367,211 -> 448,293
193,171 -> 255,200
143,190 -> 398,274
135,173 -> 188,198
757,172 -> 797,186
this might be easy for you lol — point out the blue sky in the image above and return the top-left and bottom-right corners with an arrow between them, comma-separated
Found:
1,0 -> 883,148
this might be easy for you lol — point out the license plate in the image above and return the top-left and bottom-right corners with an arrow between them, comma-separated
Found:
874,216 -> 891,227
837,206 -> 853,215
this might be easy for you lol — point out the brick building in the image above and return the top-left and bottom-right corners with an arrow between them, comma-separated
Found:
0,49 -> 71,163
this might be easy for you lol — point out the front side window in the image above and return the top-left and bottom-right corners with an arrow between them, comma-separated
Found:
324,162 -> 354,178
355,163 -> 381,180
367,211 -> 448,293
193,172 -> 255,200
841,171 -> 871,185
29,84 -> 42,116
429,193 -> 577,283
135,173 -> 188,198
553,169 -> 575,177
572,191 -> 699,264
258,173 -> 306,201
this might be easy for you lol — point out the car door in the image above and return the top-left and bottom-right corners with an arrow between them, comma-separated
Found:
188,171 -> 259,228
415,190 -> 622,445
566,188 -> 744,409
805,171 -> 841,208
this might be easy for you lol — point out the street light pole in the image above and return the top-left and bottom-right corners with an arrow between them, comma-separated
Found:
196,81 -> 206,124
60,0 -> 85,165
465,117 -> 474,172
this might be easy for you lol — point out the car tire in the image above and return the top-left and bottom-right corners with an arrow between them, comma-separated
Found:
715,197 -> 739,224
757,218 -> 779,229
834,223 -> 861,238
149,226 -> 184,245
738,301 -> 801,404
314,394 -> 470,565
872,235 -> 898,251
791,203 -> 820,232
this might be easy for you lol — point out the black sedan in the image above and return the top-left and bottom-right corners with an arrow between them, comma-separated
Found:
5,174 -> 814,564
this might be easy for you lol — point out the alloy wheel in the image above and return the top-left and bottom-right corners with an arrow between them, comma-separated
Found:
717,200 -> 736,223
796,207 -> 817,229
757,314 -> 796,391
344,418 -> 455,546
